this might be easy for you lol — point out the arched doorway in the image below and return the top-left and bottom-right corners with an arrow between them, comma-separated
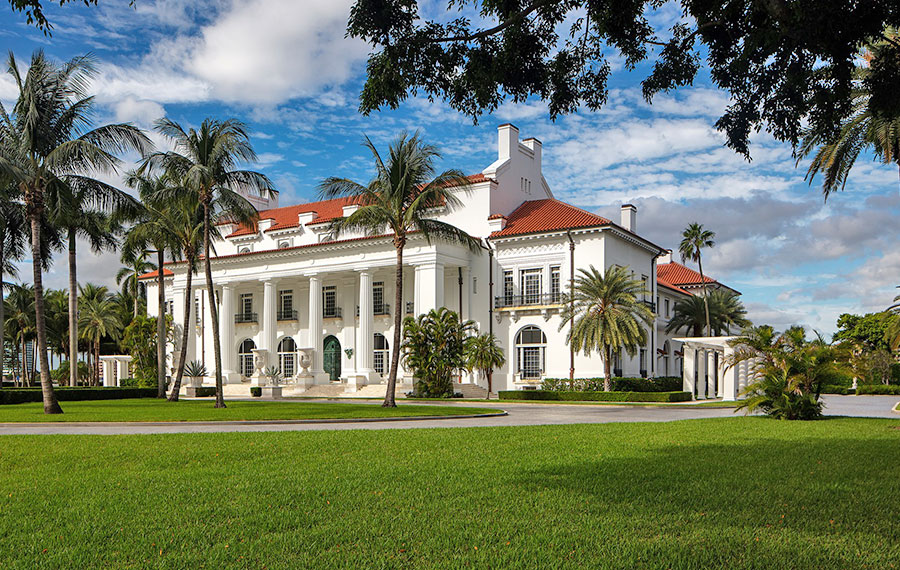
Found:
373,333 -> 389,376
238,339 -> 255,378
278,337 -> 297,377
323,335 -> 341,382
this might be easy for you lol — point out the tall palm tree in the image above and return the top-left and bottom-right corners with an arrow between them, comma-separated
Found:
142,118 -> 274,408
319,132 -> 481,407
666,290 -> 750,337
679,222 -> 716,337
558,265 -> 654,392
0,51 -> 151,413
464,333 -> 506,399
44,289 -> 69,374
78,295 -> 123,385
115,251 -> 156,318
798,30 -> 900,197
5,284 -> 35,386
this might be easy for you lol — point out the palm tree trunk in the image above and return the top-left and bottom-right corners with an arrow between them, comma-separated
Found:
94,340 -> 100,386
156,249 -> 166,398
604,345 -> 612,392
67,230 -> 78,387
698,255 -> 711,337
0,243 -> 5,386
133,268 -> 139,318
28,197 -> 62,413
383,244 -> 404,408
203,202 -> 226,408
168,262 -> 194,402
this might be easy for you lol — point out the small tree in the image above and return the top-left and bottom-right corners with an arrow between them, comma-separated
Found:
464,333 -> 505,399
402,308 -> 474,397
121,315 -> 172,388
559,265 -> 653,392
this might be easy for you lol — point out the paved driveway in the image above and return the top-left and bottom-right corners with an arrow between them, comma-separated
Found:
1,396 -> 894,436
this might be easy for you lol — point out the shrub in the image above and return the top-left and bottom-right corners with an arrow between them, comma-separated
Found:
189,387 -> 216,397
820,385 -> 854,395
0,387 -> 156,405
540,377 -> 683,392
250,387 -> 262,398
498,390 -> 692,402
856,384 -> 900,395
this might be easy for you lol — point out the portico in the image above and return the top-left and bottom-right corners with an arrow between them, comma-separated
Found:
677,336 -> 759,401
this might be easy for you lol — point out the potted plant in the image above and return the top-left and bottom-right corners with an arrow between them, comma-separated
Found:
261,366 -> 283,399
184,360 -> 208,398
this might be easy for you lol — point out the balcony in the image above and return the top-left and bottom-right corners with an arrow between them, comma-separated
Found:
494,293 -> 562,309
277,309 -> 298,321
356,304 -> 391,317
234,312 -> 257,324
323,307 -> 342,319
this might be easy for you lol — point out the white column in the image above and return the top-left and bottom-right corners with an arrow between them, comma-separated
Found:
716,350 -> 725,398
357,271 -> 374,380
696,349 -> 707,400
414,262 -> 445,315
220,284 -> 237,382
706,349 -> 716,399
738,360 -> 748,392
117,359 -> 130,386
722,346 -> 738,401
262,278 -> 277,369
683,346 -> 696,397
308,276 -> 324,378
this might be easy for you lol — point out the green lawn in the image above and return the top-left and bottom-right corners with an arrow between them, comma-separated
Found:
1,418 -> 898,568
0,399 -> 501,422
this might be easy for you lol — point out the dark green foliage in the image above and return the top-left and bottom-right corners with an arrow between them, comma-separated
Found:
250,387 -> 262,398
542,377 -> 683,392
856,384 -> 900,395
189,387 -> 216,398
401,308 -> 474,398
120,315 -> 164,388
50,361 -> 89,384
739,368 -> 824,420
0,387 -> 155,405
498,390 -> 692,402
833,312 -> 894,351
347,0 -> 900,157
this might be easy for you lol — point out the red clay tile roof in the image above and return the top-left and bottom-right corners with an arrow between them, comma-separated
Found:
224,174 -> 491,238
657,262 -> 716,287
489,199 -> 612,238
137,268 -> 174,280
656,275 -> 692,295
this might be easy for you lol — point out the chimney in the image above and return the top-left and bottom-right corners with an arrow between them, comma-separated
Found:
497,123 -> 519,160
522,137 -> 542,171
620,204 -> 637,232
298,211 -> 317,226
342,204 -> 359,217
487,214 -> 507,233
660,249 -> 672,264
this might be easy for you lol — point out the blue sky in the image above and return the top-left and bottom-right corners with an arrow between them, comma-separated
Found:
3,0 -> 899,336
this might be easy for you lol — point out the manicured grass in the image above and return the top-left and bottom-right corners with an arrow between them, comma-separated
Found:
1,418 -> 898,568
0,399 -> 501,423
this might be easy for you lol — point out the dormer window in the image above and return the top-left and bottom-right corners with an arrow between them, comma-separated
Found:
238,246 -> 251,254
278,239 -> 291,249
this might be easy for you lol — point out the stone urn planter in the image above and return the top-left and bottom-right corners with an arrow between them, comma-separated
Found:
260,385 -> 283,399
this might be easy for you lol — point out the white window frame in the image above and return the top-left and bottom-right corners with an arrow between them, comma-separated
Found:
238,339 -> 255,377
515,326 -> 546,380
520,268 -> 543,305
373,333 -> 389,375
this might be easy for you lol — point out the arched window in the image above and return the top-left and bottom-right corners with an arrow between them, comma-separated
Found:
373,333 -> 389,375
238,339 -> 256,377
515,326 -> 546,380
238,246 -> 251,254
278,240 -> 291,249
278,337 -> 297,377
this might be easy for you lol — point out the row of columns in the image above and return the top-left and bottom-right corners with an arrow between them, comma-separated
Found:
682,345 -> 743,401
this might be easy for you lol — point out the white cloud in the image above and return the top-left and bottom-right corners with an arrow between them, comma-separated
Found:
112,97 -> 165,127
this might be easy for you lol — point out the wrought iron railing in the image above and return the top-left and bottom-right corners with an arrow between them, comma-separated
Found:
494,293 -> 563,309
356,304 -> 391,317
277,309 -> 298,321
234,312 -> 257,324
323,307 -> 342,319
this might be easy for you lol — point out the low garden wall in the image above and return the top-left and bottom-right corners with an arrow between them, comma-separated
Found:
498,390 -> 693,402
0,387 -> 157,405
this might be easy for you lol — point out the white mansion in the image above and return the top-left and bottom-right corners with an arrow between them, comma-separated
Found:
142,124 -> 737,394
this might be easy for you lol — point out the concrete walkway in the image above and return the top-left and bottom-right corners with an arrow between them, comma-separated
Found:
0,395 -> 895,436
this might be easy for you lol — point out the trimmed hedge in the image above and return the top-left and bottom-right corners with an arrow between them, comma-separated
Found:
856,384 -> 900,395
0,387 -> 157,405
189,387 -> 216,397
541,377 -> 683,393
250,387 -> 262,398
498,390 -> 693,402
820,385 -> 855,395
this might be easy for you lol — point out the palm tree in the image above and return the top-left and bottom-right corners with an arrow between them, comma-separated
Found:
798,30 -> 900,197
319,132 -> 481,407
5,284 -> 35,386
142,118 -> 274,408
0,187 -> 27,385
44,289 -> 69,374
116,251 -> 156,318
78,295 -> 123,385
0,51 -> 151,413
679,222 -> 716,337
666,290 -> 750,337
464,333 -> 506,399
558,265 -> 654,392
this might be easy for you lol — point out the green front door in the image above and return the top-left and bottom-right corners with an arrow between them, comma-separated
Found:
323,335 -> 341,382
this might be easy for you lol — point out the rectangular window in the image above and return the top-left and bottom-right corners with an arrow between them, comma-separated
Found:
280,352 -> 295,377
665,299 -> 670,317
240,353 -> 254,377
503,270 -> 514,305
520,347 -> 542,379
373,281 -> 384,313
640,348 -> 647,377
323,286 -> 337,318
641,275 -> 649,301
240,293 -> 253,317
550,265 -> 561,303
279,290 -> 293,319
166,300 -> 174,315
194,297 -> 200,322
520,268 -> 542,305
